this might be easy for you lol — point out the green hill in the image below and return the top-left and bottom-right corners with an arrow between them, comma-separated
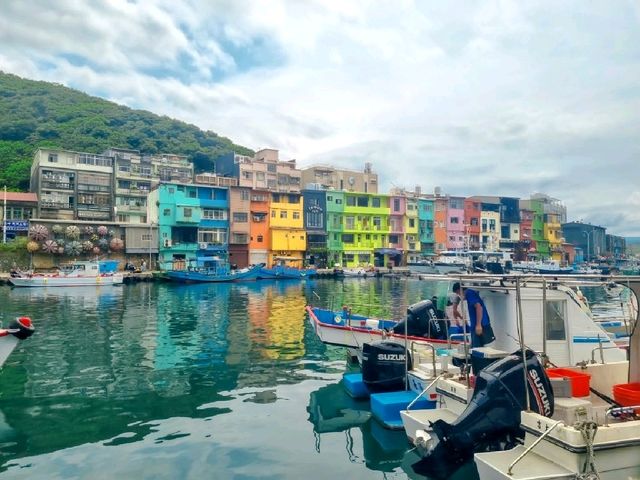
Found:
0,72 -> 253,190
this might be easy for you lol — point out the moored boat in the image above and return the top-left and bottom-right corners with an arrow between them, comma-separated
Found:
9,260 -> 123,287
166,256 -> 264,283
258,265 -> 316,280
0,316 -> 35,367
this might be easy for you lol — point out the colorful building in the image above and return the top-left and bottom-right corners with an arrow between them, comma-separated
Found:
434,197 -> 448,252
268,192 -> 305,267
389,194 -> 406,254
446,196 -> 465,250
148,183 -> 229,269
326,191 -> 345,267
498,197 -> 521,250
417,198 -> 435,254
404,197 -> 420,263
480,203 -> 501,251
302,188 -> 328,268
228,186 -> 251,268
249,190 -> 270,265
463,198 -> 481,250
342,192 -> 394,267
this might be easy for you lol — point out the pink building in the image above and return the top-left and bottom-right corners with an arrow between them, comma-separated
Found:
388,194 -> 406,250
447,196 -> 465,250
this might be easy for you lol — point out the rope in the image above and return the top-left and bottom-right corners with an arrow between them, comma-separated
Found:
574,420 -> 600,480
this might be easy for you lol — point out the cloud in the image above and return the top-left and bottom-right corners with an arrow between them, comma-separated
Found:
1,0 -> 639,235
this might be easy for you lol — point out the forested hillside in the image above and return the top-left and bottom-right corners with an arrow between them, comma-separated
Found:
0,72 -> 253,190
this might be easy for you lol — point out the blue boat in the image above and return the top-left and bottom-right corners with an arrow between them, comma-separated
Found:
258,265 -> 317,280
166,256 -> 264,283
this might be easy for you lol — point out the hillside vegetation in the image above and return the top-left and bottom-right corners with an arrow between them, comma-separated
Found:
0,72 -> 253,190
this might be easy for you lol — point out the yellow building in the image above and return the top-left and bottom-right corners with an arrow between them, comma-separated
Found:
480,210 -> 501,251
268,192 -> 306,267
404,197 -> 421,262
544,213 -> 564,261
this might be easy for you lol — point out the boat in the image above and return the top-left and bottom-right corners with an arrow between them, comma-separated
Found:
258,258 -> 317,280
9,260 -> 123,287
474,275 -> 640,480
342,267 -> 377,278
400,275 -> 630,440
0,317 -> 35,367
511,260 -> 574,275
165,256 -> 264,283
307,301 -> 459,353
432,251 -> 471,274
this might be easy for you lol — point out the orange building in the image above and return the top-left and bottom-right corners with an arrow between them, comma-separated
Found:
464,198 -> 482,250
249,189 -> 270,265
434,197 -> 448,252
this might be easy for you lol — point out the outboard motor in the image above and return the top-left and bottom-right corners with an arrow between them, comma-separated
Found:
361,341 -> 411,393
412,349 -> 554,479
392,300 -> 447,340
9,316 -> 34,340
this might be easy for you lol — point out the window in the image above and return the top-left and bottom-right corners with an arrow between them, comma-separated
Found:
188,188 -> 196,198
342,234 -> 354,243
163,208 -> 171,216
48,153 -> 58,163
545,301 -> 566,340
233,212 -> 248,222
471,218 -> 479,226
280,210 -> 287,219
142,234 -> 152,241
346,196 -> 356,206
272,194 -> 280,203
389,234 -> 399,244
271,210 -> 276,218
232,233 -> 248,243
198,228 -> 227,245
372,197 -> 381,208
183,208 -> 192,218
293,211 -> 300,219
450,217 -> 459,224
373,217 -> 381,229
393,198 -> 400,211
257,235 -> 263,243
357,196 -> 368,207
489,219 -> 496,231
327,195 -> 333,202
256,172 -> 265,181
288,194 -> 299,204
177,185 -> 185,192
203,209 -> 227,220
267,164 -> 277,172
409,219 -> 415,228
335,198 -> 342,204
241,189 -> 249,200
345,216 -> 355,229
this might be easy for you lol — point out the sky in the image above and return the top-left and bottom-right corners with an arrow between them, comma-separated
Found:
1,1 -> 639,235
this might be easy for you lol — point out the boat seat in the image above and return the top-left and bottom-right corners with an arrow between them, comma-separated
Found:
475,446 -> 575,480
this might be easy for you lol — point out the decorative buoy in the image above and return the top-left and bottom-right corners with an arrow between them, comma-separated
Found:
9,317 -> 35,340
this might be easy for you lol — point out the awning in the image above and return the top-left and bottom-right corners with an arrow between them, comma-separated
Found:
374,248 -> 403,255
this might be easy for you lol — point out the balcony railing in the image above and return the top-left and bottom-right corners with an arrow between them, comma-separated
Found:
41,201 -> 72,209
41,181 -> 73,190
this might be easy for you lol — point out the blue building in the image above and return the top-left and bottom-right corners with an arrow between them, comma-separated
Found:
148,183 -> 230,269
302,188 -> 327,267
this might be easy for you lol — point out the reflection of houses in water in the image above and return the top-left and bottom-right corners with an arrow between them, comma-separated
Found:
260,281 -> 307,360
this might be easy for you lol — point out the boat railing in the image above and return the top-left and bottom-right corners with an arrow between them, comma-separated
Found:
604,405 -> 640,426
507,419 -> 564,475
590,343 -> 622,364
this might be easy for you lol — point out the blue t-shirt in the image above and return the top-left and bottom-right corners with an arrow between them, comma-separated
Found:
465,288 -> 491,328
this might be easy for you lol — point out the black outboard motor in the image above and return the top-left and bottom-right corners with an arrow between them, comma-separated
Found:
392,300 -> 447,340
412,349 -> 553,479
9,316 -> 35,340
361,341 -> 411,393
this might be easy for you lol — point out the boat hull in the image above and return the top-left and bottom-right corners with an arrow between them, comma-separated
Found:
306,306 -> 453,350
9,274 -> 124,287
166,264 -> 262,283
257,267 -> 316,280
0,335 -> 19,368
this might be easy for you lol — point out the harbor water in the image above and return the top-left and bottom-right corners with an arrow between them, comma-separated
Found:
0,278 -> 628,479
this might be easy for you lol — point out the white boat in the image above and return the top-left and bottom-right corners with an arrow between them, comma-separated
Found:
342,267 -> 377,278
511,260 -> 574,275
9,260 -> 123,287
474,277 -> 640,480
433,251 -> 471,274
401,276 -> 629,445
0,317 -> 35,367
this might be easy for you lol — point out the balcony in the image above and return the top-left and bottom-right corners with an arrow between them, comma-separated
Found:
41,181 -> 73,190
307,241 -> 327,251
41,201 -> 72,209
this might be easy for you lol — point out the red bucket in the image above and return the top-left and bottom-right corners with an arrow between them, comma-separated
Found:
546,368 -> 591,397
613,383 -> 640,413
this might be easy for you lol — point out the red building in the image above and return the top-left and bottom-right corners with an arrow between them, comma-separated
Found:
463,198 -> 481,249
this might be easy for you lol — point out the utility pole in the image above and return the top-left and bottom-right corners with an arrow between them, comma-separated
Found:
3,186 -> 7,244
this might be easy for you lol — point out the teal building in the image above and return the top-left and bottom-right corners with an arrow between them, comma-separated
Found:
148,183 -> 230,269
418,198 -> 435,254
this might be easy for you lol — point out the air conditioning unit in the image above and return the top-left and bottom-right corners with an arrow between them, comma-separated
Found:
199,242 -> 208,249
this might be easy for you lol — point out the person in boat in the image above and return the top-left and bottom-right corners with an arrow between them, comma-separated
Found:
452,282 -> 495,347
447,291 -> 467,334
